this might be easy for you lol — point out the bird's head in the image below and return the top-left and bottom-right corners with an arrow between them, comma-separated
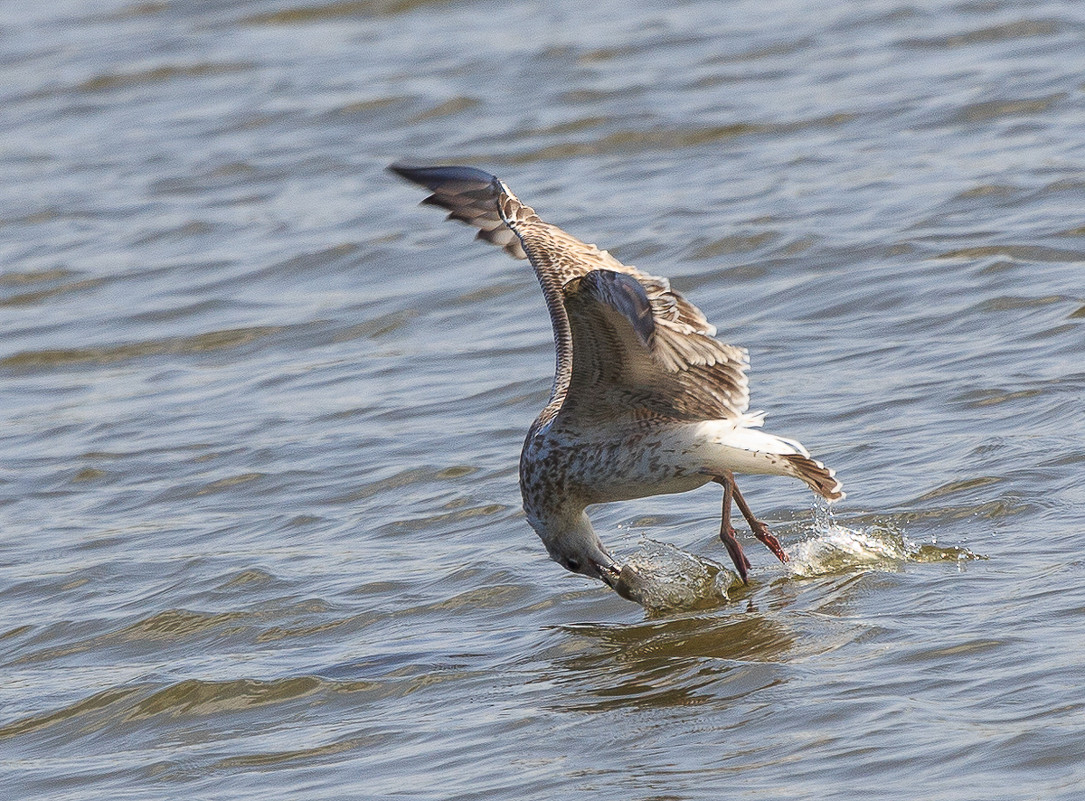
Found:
528,511 -> 622,589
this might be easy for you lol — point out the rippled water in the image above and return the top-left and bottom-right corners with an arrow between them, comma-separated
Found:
3,1 -> 1085,798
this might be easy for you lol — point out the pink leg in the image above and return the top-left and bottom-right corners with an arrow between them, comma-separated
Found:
714,476 -> 751,583
730,476 -> 789,565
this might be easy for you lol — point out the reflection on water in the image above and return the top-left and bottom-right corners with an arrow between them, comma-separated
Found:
548,613 -> 796,711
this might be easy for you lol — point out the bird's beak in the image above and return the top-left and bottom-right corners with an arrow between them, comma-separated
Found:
595,559 -> 650,604
595,559 -> 621,589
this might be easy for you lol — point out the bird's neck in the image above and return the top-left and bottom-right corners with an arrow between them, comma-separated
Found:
524,242 -> 573,430
493,191 -> 572,430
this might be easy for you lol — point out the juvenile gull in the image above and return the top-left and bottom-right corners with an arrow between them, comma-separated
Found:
389,164 -> 843,595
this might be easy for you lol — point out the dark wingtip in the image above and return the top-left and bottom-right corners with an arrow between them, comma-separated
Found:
387,162 -> 499,191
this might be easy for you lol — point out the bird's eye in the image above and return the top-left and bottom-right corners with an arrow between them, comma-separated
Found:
565,558 -> 580,571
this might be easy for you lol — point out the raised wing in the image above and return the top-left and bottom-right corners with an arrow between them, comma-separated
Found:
562,270 -> 750,423
389,163 -> 751,422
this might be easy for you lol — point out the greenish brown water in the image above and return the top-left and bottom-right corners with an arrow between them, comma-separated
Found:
3,1 -> 1085,799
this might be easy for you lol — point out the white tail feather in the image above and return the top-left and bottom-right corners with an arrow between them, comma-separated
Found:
687,418 -> 844,501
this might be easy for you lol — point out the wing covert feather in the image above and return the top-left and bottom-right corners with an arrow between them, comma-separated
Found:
389,163 -> 751,422
562,269 -> 750,423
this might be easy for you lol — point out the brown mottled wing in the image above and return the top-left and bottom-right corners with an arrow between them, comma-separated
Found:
524,223 -> 721,338
562,270 -> 750,423
388,163 -> 716,335
389,163 -> 751,420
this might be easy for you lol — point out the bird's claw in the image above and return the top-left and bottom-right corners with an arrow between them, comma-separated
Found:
719,526 -> 751,584
752,522 -> 789,564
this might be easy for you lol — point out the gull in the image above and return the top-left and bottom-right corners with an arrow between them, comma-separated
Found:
389,164 -> 843,595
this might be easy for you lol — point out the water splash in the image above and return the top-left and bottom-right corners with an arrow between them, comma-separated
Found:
615,514 -> 984,610
615,539 -> 740,612
786,518 -> 983,579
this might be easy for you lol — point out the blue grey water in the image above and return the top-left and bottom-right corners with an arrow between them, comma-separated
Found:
2,0 -> 1084,798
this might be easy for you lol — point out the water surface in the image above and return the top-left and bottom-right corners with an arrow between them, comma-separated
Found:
3,1 -> 1085,799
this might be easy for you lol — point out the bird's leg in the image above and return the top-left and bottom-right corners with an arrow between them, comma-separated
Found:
714,476 -> 750,583
730,477 -> 789,565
